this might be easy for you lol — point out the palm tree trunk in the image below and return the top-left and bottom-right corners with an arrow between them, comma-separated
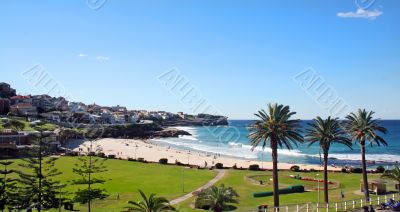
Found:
323,152 -> 329,204
88,154 -> 92,212
1,164 -> 6,212
398,181 -> 400,194
38,134 -> 43,212
360,143 -> 370,200
271,139 -> 280,210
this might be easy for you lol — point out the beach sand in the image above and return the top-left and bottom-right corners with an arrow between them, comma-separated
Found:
66,138 -> 342,171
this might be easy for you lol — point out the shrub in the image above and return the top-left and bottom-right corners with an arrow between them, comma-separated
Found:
309,168 -> 316,172
96,152 -> 106,158
159,158 -> 168,164
290,165 -> 300,172
194,185 -> 238,210
215,163 -> 223,169
232,163 -> 238,169
249,164 -> 260,171
127,157 -> 136,161
107,154 -> 116,159
351,167 -> 363,173
66,152 -> 79,156
253,185 -> 305,197
376,166 -> 385,173
137,157 -> 145,162
194,190 -> 211,210
341,168 -> 348,173
88,152 -> 96,156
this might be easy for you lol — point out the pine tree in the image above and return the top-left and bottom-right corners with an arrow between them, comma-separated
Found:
17,122 -> 62,211
0,161 -> 17,212
72,139 -> 108,212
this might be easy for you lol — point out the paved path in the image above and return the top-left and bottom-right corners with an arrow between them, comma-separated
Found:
170,169 -> 226,205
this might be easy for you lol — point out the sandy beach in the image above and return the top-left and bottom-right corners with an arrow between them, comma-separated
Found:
66,138 -> 342,171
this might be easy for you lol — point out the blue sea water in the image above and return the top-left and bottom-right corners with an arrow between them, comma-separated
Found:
152,120 -> 400,167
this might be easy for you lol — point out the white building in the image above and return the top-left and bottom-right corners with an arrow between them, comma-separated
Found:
68,102 -> 87,112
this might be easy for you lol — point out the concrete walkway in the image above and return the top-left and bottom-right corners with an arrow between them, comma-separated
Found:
170,169 -> 226,205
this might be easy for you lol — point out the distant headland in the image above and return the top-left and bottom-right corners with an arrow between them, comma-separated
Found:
0,82 -> 228,139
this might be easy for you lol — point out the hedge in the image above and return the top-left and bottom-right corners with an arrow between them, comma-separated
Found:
290,165 -> 300,172
159,158 -> 168,164
253,185 -> 305,197
215,163 -> 223,169
351,167 -> 363,173
376,166 -> 385,173
249,164 -> 260,171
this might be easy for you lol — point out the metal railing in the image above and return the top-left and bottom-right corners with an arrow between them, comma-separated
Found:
261,193 -> 400,212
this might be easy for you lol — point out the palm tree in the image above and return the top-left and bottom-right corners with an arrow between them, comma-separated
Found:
381,166 -> 400,194
344,109 -> 387,200
126,190 -> 175,212
195,184 -> 239,212
305,116 -> 352,203
248,103 -> 303,209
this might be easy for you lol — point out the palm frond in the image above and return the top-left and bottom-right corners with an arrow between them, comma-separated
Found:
248,103 -> 303,151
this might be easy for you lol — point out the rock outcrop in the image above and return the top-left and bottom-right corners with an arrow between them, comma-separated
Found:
153,128 -> 191,137
163,114 -> 228,126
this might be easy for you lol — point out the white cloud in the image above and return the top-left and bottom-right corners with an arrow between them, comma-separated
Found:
96,56 -> 110,61
78,53 -> 88,57
337,8 -> 383,20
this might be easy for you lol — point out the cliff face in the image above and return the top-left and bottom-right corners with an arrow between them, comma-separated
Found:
163,114 -> 228,126
77,123 -> 191,139
153,129 -> 191,137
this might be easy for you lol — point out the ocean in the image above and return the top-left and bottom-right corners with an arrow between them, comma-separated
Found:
152,120 -> 400,168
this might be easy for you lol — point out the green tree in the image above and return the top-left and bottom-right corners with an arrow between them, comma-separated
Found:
305,116 -> 352,203
72,139 -> 108,212
195,184 -> 239,212
0,161 -> 17,212
126,189 -> 175,212
344,109 -> 387,200
381,166 -> 400,193
9,119 -> 25,131
2,119 -> 25,132
248,103 -> 303,209
17,122 -> 62,211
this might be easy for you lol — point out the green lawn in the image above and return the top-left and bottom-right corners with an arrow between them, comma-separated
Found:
249,174 -> 339,190
0,117 -> 57,131
5,157 -> 399,212
6,156 -> 217,212
179,169 -> 398,212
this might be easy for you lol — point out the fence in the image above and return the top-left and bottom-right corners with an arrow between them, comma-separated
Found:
262,193 -> 400,212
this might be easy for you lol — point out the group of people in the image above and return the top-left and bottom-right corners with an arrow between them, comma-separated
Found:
380,198 -> 400,211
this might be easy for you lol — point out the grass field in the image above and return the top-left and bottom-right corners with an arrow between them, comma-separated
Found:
179,169 -> 398,212
6,156 -> 217,212
0,117 -> 57,131
5,157 -> 399,211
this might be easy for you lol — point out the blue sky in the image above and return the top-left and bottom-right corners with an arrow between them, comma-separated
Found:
1,0 -> 399,119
